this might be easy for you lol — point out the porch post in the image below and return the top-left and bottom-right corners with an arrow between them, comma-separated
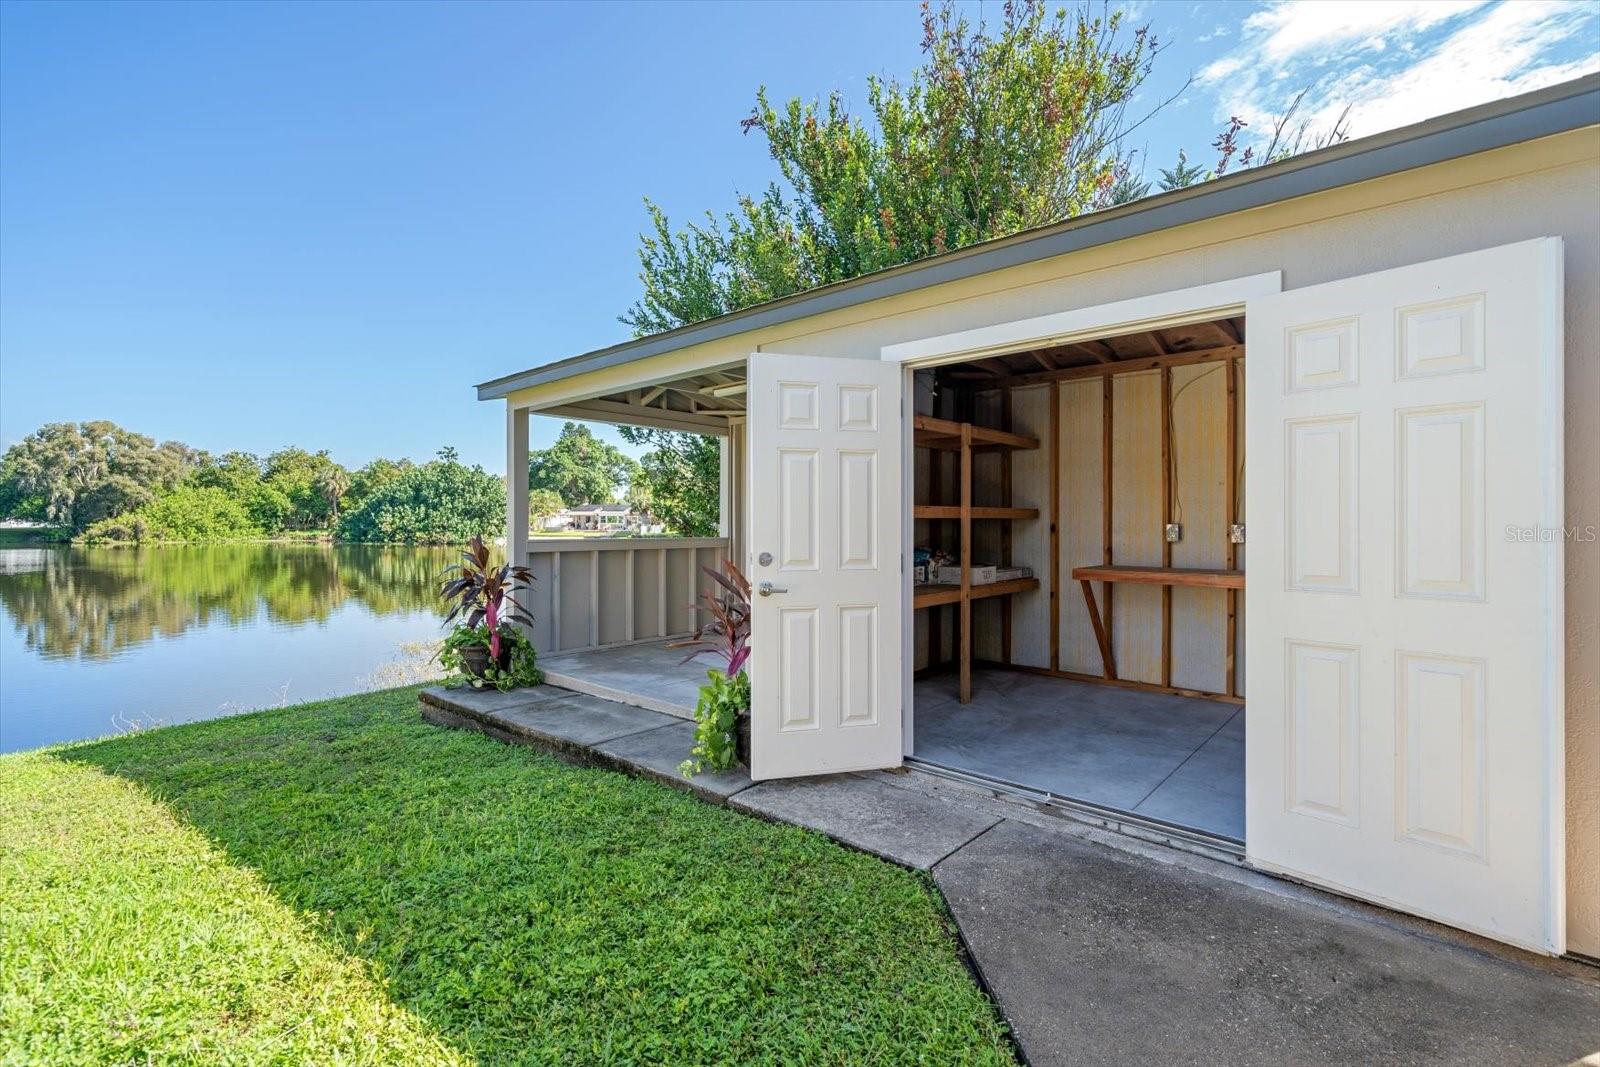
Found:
718,435 -> 732,539
505,403 -> 529,569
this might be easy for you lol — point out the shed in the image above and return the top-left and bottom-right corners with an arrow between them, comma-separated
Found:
478,75 -> 1600,960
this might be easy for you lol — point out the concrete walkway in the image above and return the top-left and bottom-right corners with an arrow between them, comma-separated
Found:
420,684 -> 1600,1067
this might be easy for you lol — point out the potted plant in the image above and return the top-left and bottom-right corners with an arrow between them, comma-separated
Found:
437,535 -> 543,691
672,559 -> 751,776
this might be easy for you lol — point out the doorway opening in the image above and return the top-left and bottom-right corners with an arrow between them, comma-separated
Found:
910,315 -> 1246,843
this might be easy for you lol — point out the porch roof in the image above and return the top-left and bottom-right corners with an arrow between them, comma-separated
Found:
477,73 -> 1599,404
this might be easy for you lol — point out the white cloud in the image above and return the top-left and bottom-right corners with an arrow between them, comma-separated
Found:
1234,1 -> 1488,66
1200,0 -> 1599,149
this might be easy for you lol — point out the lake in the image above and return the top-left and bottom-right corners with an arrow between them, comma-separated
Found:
0,543 -> 460,753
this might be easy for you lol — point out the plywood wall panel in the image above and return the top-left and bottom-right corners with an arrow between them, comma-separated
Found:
1111,372 -> 1164,684
1006,385 -> 1051,668
1169,362 -> 1229,692
1059,379 -> 1106,674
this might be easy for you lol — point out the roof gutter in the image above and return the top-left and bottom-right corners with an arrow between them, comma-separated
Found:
478,74 -> 1600,402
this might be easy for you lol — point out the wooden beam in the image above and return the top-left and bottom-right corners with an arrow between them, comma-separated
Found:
1049,382 -> 1061,672
1101,376 -> 1114,666
999,344 -> 1244,388
927,407 -> 945,671
960,422 -> 973,704
1079,580 -> 1116,680
1030,349 -> 1058,371
639,385 -> 667,407
1216,318 -> 1241,344
1001,386 -> 1013,667
1083,339 -> 1118,363
1225,356 -> 1239,699
1161,365 -> 1173,690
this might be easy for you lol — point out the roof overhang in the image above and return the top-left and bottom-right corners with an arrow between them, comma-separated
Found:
477,73 -> 1600,402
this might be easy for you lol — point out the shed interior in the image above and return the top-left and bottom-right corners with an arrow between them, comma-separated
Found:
910,315 -> 1247,843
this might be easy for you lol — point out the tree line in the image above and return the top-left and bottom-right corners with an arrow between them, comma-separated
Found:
0,419 -> 725,544
0,421 -> 504,544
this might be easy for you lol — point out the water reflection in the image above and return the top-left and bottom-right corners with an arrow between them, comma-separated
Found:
0,543 -> 454,661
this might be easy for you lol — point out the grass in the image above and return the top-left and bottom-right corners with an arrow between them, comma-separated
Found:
0,687 -> 1013,1065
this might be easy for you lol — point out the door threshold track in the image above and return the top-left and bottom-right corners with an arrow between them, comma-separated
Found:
904,756 -> 1246,864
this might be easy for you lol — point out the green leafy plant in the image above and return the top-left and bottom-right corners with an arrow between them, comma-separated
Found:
679,668 -> 750,777
674,559 -> 752,775
438,622 -> 543,691
437,535 -> 541,690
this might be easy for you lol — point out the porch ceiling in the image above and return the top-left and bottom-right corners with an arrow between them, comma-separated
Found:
538,367 -> 747,435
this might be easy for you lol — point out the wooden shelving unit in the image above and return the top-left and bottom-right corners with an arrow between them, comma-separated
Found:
913,415 -> 1040,703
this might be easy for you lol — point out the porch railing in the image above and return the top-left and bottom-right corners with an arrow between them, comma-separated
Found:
522,537 -> 730,656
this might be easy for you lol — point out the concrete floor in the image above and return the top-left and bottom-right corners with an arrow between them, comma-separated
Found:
544,644 -> 1246,842
914,668 -> 1245,842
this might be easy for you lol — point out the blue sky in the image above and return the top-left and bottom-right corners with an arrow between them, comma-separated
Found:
2,1 -> 1594,470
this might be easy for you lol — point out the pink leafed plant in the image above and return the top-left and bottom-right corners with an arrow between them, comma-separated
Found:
669,558 -> 751,677
439,534 -> 535,661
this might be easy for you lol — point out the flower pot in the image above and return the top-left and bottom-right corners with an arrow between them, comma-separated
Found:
459,644 -> 491,681
459,639 -> 512,683
736,709 -> 752,768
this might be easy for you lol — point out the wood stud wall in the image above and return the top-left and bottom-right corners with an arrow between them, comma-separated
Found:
927,316 -> 1245,705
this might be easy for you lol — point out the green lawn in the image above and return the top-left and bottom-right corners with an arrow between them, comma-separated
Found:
0,687 -> 1012,1065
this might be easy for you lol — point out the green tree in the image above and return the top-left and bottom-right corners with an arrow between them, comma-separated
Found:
81,485 -> 262,543
264,447 -> 348,530
336,447 -> 505,545
0,421 -> 192,533
1156,148 -> 1208,191
345,458 -> 415,511
624,1 -> 1163,334
527,423 -> 640,508
527,488 -> 566,529
618,428 -> 719,536
315,465 -> 350,523
189,451 -> 266,496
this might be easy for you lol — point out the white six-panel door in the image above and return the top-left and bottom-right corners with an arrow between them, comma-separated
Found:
747,352 -> 904,780
1245,238 -> 1565,953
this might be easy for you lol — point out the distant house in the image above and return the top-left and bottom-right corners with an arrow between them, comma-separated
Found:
564,503 -> 634,532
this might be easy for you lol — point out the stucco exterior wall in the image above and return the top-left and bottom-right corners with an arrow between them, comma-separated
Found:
507,127 -> 1599,954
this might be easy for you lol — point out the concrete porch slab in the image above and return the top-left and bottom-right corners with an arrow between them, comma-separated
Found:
595,720 -> 754,803
419,686 -> 674,756
932,818 -> 1600,1067
538,640 -> 710,719
730,774 -> 1001,870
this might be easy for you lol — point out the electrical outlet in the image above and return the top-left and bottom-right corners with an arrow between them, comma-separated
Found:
1164,523 -> 1182,543
1229,523 -> 1247,544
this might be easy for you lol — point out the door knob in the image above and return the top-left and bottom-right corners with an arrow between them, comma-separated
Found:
757,580 -> 788,597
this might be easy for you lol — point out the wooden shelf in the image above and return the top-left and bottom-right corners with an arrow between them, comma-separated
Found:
915,505 -> 1039,521
913,411 -> 1039,704
914,577 -> 1039,610
913,415 -> 1039,452
1071,565 -> 1244,589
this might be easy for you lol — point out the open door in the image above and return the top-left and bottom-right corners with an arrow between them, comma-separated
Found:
1245,239 -> 1565,953
747,352 -> 904,780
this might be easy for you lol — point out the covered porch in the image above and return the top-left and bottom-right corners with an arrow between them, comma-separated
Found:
499,355 -> 750,676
